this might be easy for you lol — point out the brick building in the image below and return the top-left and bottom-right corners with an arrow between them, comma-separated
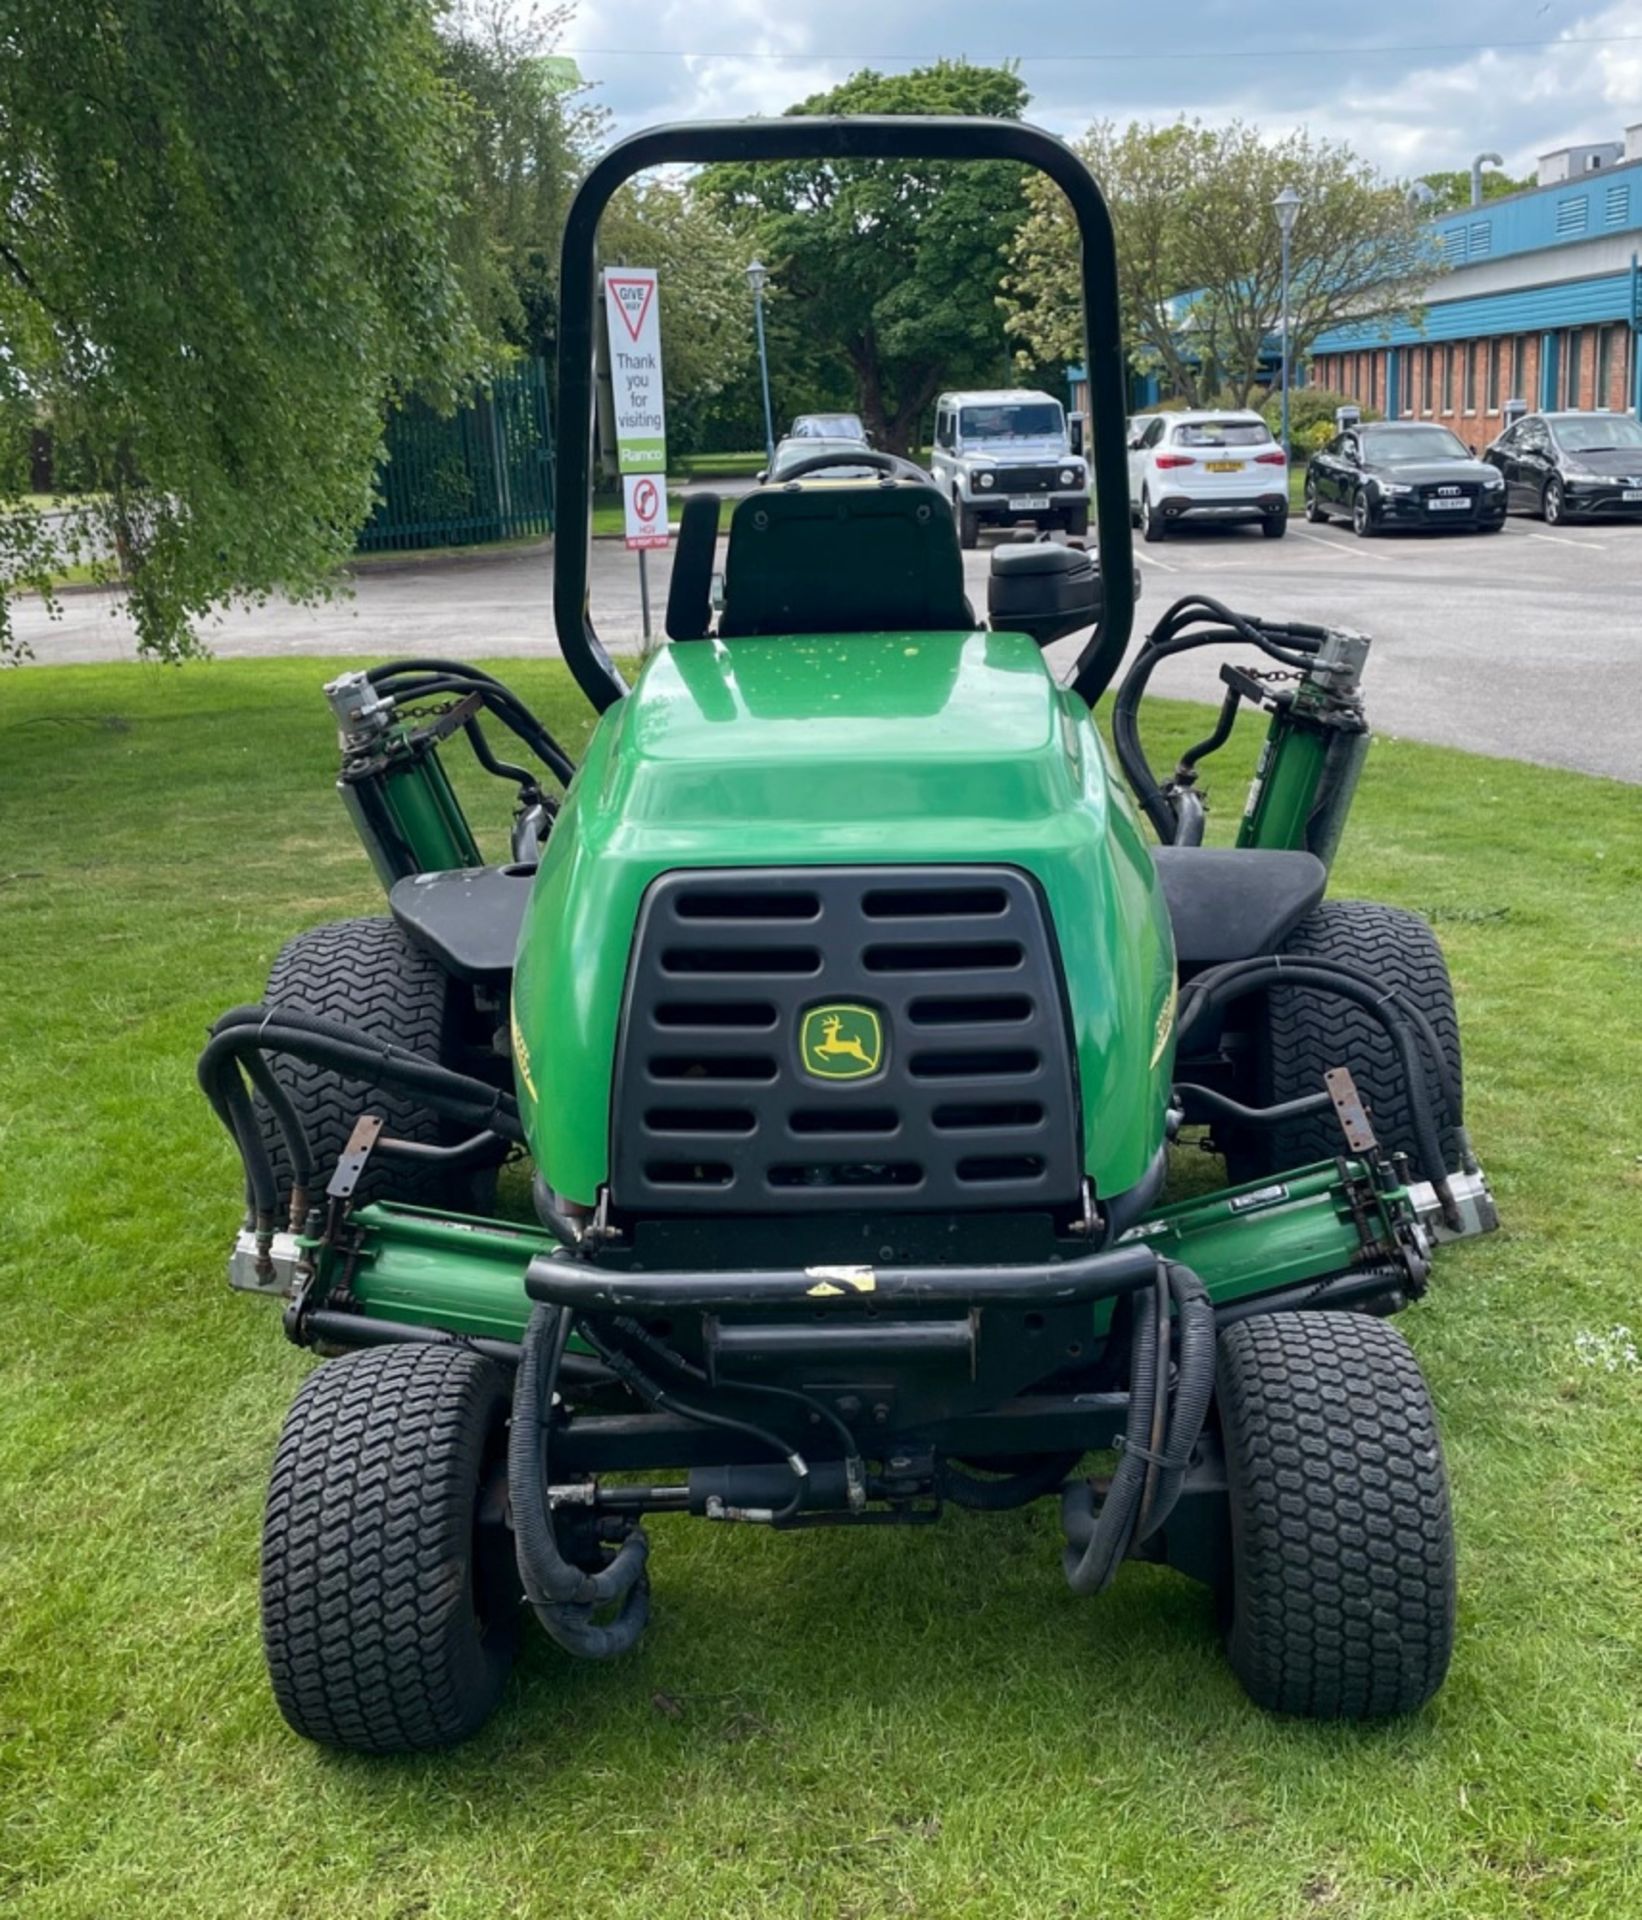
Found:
1310,127 -> 1642,450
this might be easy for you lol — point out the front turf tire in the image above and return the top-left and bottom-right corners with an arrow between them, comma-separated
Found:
261,1345 -> 519,1754
1217,1311 -> 1455,1719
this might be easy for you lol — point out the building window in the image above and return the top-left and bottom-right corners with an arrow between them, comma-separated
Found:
1510,335 -> 1526,403
1424,346 -> 1435,414
1564,328 -> 1583,407
1464,341 -> 1478,413
1486,338 -> 1502,413
1596,324 -> 1620,408
1442,345 -> 1455,413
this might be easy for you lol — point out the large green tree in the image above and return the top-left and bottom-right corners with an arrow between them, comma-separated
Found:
1005,120 -> 1438,409
0,0 -> 481,662
703,62 -> 1031,454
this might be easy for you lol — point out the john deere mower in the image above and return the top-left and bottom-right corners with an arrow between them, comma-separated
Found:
201,118 -> 1497,1754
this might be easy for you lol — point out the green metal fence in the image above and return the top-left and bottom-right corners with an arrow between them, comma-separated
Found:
357,358 -> 555,552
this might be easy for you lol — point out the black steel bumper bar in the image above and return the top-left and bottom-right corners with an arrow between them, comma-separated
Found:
525,1241 -> 1160,1314
554,116 -> 1135,713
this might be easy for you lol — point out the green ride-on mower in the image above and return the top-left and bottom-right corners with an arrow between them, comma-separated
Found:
201,118 -> 1497,1754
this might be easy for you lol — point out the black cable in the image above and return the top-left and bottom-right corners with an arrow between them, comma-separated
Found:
368,667 -> 577,787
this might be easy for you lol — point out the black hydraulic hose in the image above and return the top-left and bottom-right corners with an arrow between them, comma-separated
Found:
1061,1270 -> 1160,1596
577,1319 -> 810,1521
1112,596 -> 1323,840
1189,950 -> 1465,1130
235,1047 -> 316,1198
510,1305 -> 650,1659
941,1452 -> 1085,1510
366,664 -> 576,786
1100,1142 -> 1169,1245
203,1008 -> 524,1139
1174,1083 -> 1333,1128
1134,1262 -> 1215,1544
1176,958 -> 1455,1187
461,716 -> 538,792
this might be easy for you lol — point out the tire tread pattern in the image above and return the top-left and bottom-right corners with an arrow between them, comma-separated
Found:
257,916 -> 456,1207
261,1345 -> 513,1753
1219,1311 -> 1454,1718
1260,900 -> 1461,1171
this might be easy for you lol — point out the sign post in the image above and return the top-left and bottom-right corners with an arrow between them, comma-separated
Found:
604,267 -> 668,643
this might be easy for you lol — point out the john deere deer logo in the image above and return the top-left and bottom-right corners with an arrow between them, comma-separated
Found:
800,1004 -> 884,1080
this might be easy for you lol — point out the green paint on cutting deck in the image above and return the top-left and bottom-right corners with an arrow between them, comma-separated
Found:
509,630 -> 1176,1207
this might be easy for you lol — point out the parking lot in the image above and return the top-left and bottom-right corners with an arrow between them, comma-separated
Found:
11,507 -> 1639,781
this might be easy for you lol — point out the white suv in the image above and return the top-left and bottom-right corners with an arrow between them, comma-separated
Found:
1127,410 -> 1288,541
930,390 -> 1089,548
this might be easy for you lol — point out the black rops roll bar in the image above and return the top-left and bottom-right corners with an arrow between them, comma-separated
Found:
553,116 -> 1135,712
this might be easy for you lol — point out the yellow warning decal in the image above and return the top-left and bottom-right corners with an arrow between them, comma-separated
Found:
804,1265 -> 877,1297
1150,982 -> 1178,1070
510,999 -> 539,1105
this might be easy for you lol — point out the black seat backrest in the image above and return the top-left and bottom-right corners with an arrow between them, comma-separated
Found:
665,491 -> 719,640
717,481 -> 974,638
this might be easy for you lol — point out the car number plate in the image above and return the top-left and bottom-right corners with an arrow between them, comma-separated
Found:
1624,489 -> 1642,502
1428,497 -> 1469,511
1007,495 -> 1051,510
1204,460 -> 1243,472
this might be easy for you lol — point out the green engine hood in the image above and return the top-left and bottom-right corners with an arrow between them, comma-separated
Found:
511,630 -> 1176,1207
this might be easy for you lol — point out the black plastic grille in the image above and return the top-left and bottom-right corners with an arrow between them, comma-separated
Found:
610,866 -> 1082,1215
989,464 -> 1068,492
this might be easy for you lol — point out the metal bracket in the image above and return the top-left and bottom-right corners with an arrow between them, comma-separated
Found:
1324,1067 -> 1378,1155
327,1113 -> 385,1202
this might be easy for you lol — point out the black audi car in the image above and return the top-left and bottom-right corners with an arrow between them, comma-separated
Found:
1304,421 -> 1508,536
1483,410 -> 1642,524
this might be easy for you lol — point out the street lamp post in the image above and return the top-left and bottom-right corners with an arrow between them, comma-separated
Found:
746,259 -> 775,464
1273,186 -> 1302,465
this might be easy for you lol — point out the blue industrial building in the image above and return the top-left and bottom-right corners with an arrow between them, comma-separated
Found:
1310,128 -> 1642,449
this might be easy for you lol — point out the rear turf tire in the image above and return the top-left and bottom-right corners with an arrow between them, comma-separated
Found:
1225,901 -> 1462,1181
256,916 -> 496,1211
1217,1311 -> 1455,1719
261,1345 -> 518,1754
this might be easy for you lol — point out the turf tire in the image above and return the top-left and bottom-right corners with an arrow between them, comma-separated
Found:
261,1344 -> 518,1754
1217,1311 -> 1454,1719
1225,900 -> 1462,1181
256,915 -> 494,1211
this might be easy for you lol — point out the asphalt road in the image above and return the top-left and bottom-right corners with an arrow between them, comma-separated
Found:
11,510 -> 1639,782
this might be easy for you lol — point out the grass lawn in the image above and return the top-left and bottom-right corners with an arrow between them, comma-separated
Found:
1,658 -> 1639,1918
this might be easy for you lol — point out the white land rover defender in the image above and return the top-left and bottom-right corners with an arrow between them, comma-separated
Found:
929,389 -> 1090,548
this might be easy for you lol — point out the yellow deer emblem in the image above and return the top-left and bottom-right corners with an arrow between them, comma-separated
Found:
800,1004 -> 884,1079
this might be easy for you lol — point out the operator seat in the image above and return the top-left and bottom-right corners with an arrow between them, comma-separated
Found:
1150,846 -> 1327,969
715,480 -> 975,638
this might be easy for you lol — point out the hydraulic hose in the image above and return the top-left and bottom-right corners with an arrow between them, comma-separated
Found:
509,1304 -> 650,1659
942,1452 -> 1085,1510
364,659 -> 576,786
1176,957 -> 1455,1192
1061,1259 -> 1215,1590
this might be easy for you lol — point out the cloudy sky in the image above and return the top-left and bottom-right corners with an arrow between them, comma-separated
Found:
562,0 -> 1642,180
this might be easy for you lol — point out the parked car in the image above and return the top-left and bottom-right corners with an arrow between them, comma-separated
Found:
760,435 -> 880,484
1126,410 -> 1287,541
929,389 -> 1089,547
789,412 -> 868,442
1305,421 -> 1507,536
1482,410 -> 1642,523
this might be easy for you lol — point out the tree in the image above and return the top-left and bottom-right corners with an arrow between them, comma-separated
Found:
0,0 -> 481,663
1416,167 -> 1534,215
439,3 -> 603,365
600,179 -> 755,451
1004,120 -> 1439,410
703,62 -> 1031,455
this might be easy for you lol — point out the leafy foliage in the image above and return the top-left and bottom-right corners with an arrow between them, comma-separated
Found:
1005,121 -> 1439,410
703,63 -> 1031,455
1416,167 -> 1535,215
1260,387 -> 1381,458
0,0 -> 482,663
